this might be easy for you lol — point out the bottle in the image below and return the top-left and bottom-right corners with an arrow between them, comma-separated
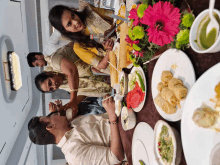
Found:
66,108 -> 73,121
90,33 -> 105,43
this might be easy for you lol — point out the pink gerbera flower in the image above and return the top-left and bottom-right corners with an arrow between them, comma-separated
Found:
128,8 -> 139,26
125,35 -> 139,46
140,1 -> 181,46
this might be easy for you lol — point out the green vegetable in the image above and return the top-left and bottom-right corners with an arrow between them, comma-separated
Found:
136,72 -> 145,91
139,160 -> 145,165
137,4 -> 148,18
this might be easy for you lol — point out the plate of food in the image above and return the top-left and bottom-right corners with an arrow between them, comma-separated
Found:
152,49 -> 195,121
181,63 -> 220,165
132,139 -> 149,165
126,66 -> 146,112
132,122 -> 156,165
154,120 -> 182,165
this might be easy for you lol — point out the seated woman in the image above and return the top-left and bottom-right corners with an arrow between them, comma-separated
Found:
35,70 -> 111,98
49,0 -> 115,74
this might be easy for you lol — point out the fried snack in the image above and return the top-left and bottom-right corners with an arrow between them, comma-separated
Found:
157,82 -> 167,93
168,77 -> 183,91
215,99 -> 220,111
161,71 -> 173,85
109,51 -> 118,88
154,94 -> 176,114
192,107 -> 217,128
118,22 -> 129,71
161,87 -> 179,107
173,84 -> 188,100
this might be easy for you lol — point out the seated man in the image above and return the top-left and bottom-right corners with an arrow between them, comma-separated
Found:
28,96 -> 125,165
27,40 -> 109,75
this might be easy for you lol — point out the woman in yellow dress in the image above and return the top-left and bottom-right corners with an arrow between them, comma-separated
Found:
49,0 -> 115,74
40,42 -> 111,97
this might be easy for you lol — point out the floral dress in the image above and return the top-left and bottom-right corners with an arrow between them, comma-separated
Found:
73,0 -> 114,74
44,42 -> 111,97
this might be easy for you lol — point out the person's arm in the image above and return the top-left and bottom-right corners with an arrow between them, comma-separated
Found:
60,57 -> 79,116
76,95 -> 87,104
74,41 -> 113,70
96,50 -> 110,69
49,102 -> 58,113
97,39 -> 114,69
102,95 -> 125,162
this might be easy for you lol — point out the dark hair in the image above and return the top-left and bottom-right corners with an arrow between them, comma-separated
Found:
28,116 -> 56,145
35,72 -> 55,93
27,52 -> 43,67
49,5 -> 103,50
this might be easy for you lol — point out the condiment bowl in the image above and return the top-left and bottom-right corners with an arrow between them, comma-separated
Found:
154,120 -> 182,165
121,106 -> 136,131
190,9 -> 220,53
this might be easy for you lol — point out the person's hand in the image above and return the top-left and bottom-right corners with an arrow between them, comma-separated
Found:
49,102 -> 58,113
63,101 -> 78,117
102,95 -> 117,122
55,99 -> 62,109
102,39 -> 114,52
104,25 -> 116,38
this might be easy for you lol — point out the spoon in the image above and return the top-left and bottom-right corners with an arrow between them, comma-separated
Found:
206,0 -> 219,39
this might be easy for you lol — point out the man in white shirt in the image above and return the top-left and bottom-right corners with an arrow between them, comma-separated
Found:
43,29 -> 69,56
28,95 -> 125,165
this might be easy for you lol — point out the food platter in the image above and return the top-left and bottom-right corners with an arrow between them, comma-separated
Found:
152,49 -> 196,121
181,63 -> 220,165
132,122 -> 156,165
154,120 -> 182,165
132,139 -> 149,165
127,66 -> 147,112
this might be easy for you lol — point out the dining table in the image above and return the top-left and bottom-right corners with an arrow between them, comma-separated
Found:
117,0 -> 220,164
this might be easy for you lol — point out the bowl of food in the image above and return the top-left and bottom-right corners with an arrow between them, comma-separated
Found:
154,120 -> 182,165
119,71 -> 128,96
190,9 -> 220,53
121,106 -> 136,131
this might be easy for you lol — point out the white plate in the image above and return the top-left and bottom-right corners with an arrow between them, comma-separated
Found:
132,139 -> 149,165
152,49 -> 196,121
154,120 -> 177,165
128,66 -> 147,112
181,63 -> 220,165
132,122 -> 157,165
210,142 -> 220,165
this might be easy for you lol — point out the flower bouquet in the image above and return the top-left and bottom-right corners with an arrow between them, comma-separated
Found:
126,0 -> 195,65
